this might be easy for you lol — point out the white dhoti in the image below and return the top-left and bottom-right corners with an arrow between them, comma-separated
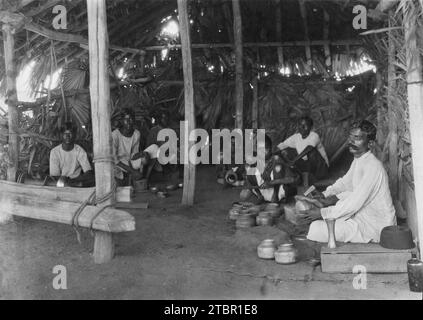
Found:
252,169 -> 285,202
307,218 -> 369,243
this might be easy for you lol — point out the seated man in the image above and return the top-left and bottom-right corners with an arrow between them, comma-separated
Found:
146,111 -> 180,185
277,116 -> 329,182
300,120 -> 396,243
112,108 -> 158,186
241,135 -> 299,203
49,122 -> 94,187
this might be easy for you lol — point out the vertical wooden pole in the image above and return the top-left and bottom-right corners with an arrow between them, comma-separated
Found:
387,14 -> 398,199
178,0 -> 196,206
232,0 -> 244,129
299,0 -> 312,67
2,24 -> 18,183
252,73 -> 258,130
403,7 -> 423,257
87,0 -> 116,263
139,51 -> 146,76
275,0 -> 284,68
323,10 -> 331,68
375,71 -> 384,157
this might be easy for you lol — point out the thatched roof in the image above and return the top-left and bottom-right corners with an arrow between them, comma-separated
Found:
0,0 -> 383,94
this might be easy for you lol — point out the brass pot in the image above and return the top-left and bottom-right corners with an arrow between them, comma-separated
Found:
236,213 -> 256,228
257,239 -> 276,259
256,212 -> 273,226
274,243 -> 298,264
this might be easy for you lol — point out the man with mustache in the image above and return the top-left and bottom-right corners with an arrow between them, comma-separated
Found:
300,120 -> 396,243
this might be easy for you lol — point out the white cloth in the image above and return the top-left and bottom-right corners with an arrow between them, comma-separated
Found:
49,144 -> 91,179
112,129 -> 159,179
277,131 -> 329,166
307,151 -> 396,243
112,129 -> 141,179
252,168 -> 285,202
130,144 -> 159,170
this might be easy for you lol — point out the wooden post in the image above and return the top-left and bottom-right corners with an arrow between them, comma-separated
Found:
403,7 -> 423,257
387,14 -> 398,199
178,0 -> 196,206
299,0 -> 312,67
252,74 -> 258,129
375,71 -> 384,157
275,0 -> 284,68
86,0 -> 116,263
2,24 -> 18,183
232,0 -> 244,129
323,10 -> 331,68
139,51 -> 146,76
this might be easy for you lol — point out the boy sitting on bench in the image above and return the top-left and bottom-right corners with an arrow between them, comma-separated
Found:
49,122 -> 94,187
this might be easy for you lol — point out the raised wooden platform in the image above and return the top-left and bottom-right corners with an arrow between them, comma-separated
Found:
321,243 -> 415,273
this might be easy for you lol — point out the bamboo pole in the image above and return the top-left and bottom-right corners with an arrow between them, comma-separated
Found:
232,0 -> 244,129
178,0 -> 196,206
275,0 -> 284,67
138,39 -> 361,51
387,14 -> 398,199
2,24 -> 18,183
299,0 -> 312,66
86,0 -> 116,264
252,74 -> 258,129
1,23 -> 17,223
403,7 -> 423,258
323,10 -> 331,68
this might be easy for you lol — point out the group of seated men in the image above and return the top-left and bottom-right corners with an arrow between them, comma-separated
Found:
49,108 -> 170,188
239,117 -> 396,244
50,110 -> 396,244
240,116 -> 329,202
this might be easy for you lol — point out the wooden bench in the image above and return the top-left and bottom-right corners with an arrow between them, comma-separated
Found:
321,243 -> 416,273
0,180 -> 136,263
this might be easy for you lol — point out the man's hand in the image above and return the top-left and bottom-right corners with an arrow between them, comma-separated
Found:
131,170 -> 143,181
286,159 -> 295,168
319,195 -> 339,207
297,207 -> 322,224
260,181 -> 273,189
310,190 -> 325,200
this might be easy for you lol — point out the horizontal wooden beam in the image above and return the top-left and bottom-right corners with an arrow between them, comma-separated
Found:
141,39 -> 362,51
0,0 -> 37,12
0,193 -> 135,233
0,180 -> 133,203
0,10 -> 146,55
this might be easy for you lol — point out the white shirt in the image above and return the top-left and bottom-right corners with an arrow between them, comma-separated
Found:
277,131 -> 329,166
321,151 -> 396,242
49,144 -> 92,179
112,129 -> 140,180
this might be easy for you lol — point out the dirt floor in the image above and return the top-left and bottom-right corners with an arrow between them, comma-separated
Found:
0,165 -> 422,300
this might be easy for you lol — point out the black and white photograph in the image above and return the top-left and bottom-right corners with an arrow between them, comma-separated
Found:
0,0 -> 422,304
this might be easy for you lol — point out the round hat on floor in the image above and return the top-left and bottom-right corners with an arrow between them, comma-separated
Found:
380,225 -> 414,250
